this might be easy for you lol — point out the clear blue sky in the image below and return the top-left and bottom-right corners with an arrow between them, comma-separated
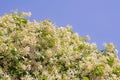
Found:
0,0 -> 120,57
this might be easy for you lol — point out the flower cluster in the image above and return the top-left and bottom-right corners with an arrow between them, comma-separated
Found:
0,12 -> 120,80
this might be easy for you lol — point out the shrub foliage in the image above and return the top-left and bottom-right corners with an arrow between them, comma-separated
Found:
0,12 -> 120,80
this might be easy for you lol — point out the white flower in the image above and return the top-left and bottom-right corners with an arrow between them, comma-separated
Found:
0,11 -> 120,80
22,12 -> 32,17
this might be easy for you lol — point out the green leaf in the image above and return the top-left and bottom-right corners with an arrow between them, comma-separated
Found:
0,52 -> 3,56
79,37 -> 83,41
76,74 -> 82,78
78,44 -> 85,51
68,30 -> 73,34
36,56 -> 44,62
83,77 -> 89,80
13,15 -> 27,27
21,18 -> 27,25
0,32 -> 2,36
79,37 -> 87,41
92,65 -> 104,76
107,57 -> 114,66
113,67 -> 120,76
39,75 -> 47,80
11,48 -> 17,56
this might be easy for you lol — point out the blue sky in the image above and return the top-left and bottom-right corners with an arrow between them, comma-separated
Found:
0,0 -> 120,57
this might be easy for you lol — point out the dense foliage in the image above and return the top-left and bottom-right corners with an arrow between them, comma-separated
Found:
0,12 -> 120,80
